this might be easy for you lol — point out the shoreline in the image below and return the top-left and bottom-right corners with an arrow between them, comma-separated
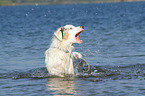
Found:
0,0 -> 145,6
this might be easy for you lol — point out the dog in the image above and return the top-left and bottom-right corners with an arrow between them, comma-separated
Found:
45,25 -> 89,77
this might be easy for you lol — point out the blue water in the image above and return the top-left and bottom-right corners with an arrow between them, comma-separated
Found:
0,2 -> 145,96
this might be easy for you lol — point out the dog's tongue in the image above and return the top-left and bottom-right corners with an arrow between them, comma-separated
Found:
76,35 -> 83,44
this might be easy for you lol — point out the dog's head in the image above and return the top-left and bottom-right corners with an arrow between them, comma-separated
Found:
54,25 -> 84,44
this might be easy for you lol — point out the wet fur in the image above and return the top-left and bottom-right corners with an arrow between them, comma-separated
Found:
45,25 -> 83,77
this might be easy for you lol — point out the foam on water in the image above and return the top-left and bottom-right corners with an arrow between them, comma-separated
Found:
1,63 -> 144,82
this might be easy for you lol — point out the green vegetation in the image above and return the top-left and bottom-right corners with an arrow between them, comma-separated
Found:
0,0 -> 13,5
0,0 -> 143,6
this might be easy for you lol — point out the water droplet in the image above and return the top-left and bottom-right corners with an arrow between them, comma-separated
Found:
35,3 -> 38,6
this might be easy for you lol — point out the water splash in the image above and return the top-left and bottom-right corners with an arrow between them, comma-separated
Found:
0,64 -> 144,82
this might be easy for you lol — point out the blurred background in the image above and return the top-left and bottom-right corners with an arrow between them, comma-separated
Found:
0,0 -> 145,6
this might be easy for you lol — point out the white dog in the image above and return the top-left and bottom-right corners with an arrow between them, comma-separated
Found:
45,25 -> 86,77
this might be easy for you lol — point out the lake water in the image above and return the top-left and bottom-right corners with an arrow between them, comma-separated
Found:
0,2 -> 145,96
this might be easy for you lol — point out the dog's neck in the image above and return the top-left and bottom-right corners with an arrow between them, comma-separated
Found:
50,37 -> 74,53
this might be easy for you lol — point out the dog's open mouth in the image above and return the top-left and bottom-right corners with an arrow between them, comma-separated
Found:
75,30 -> 83,44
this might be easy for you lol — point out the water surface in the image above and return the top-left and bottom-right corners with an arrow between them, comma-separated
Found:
0,2 -> 145,96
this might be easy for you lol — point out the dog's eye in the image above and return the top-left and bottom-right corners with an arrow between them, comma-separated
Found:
70,28 -> 73,30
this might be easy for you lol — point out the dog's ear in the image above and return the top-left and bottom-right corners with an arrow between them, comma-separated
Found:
54,27 -> 65,41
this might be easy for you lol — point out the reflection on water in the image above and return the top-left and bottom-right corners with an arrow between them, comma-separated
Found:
46,77 -> 76,95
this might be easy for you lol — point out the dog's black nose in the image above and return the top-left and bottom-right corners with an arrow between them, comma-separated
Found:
80,26 -> 84,29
